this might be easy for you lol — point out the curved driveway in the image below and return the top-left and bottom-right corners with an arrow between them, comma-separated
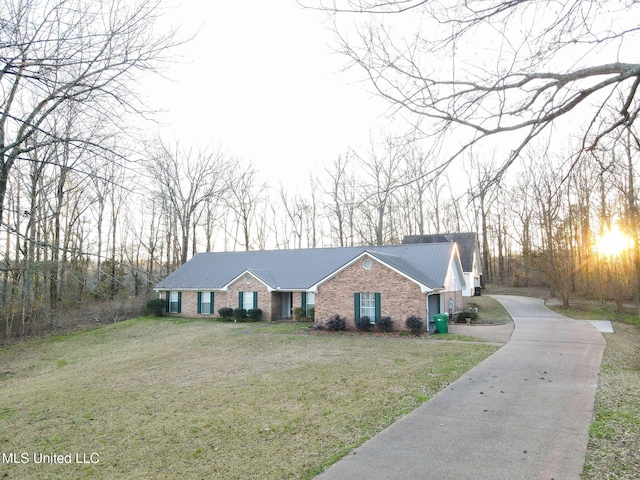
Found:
316,295 -> 606,480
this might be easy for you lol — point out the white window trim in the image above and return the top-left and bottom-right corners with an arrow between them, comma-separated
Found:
242,292 -> 255,310
360,292 -> 376,323
169,291 -> 180,313
306,292 -> 315,316
200,292 -> 212,315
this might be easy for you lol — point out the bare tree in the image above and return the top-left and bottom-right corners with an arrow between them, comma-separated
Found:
0,0 -> 180,223
353,135 -> 406,245
306,175 -> 320,248
623,129 -> 640,311
315,0 -> 640,180
403,144 -> 433,235
279,185 -> 312,249
322,154 -> 354,246
223,162 -> 266,251
147,141 -> 226,265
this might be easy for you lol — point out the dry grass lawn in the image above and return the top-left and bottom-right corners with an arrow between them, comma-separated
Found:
583,322 -> 640,479
0,317 -> 497,479
461,295 -> 511,324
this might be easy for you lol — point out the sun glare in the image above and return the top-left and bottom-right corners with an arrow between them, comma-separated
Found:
595,226 -> 633,257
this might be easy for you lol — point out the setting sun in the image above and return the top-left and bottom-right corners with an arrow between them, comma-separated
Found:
595,226 -> 633,257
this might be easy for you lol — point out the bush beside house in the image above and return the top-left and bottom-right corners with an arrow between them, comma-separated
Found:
326,314 -> 346,331
377,316 -> 394,332
405,316 -> 425,335
355,316 -> 374,332
146,298 -> 166,316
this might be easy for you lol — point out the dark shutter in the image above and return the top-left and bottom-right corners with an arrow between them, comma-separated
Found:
197,292 -> 202,314
177,291 -> 182,313
253,292 -> 258,309
301,292 -> 307,311
374,293 -> 381,322
239,291 -> 243,308
210,292 -> 215,314
165,291 -> 170,312
354,293 -> 360,321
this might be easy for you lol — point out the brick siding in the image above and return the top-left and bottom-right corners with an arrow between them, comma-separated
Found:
225,275 -> 274,321
314,255 -> 428,331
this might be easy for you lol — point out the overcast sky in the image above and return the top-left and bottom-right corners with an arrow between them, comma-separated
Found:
144,1 -> 395,186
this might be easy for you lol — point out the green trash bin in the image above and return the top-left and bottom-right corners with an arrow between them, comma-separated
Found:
433,314 -> 448,334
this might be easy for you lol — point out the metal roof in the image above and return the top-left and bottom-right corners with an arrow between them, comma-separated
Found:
154,242 -> 461,292
402,233 -> 480,273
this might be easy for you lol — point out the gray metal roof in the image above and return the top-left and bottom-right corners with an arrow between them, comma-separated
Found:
154,243 -> 460,291
402,233 -> 479,273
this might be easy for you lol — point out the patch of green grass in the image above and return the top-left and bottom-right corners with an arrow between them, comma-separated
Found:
583,323 -> 640,478
548,303 -> 640,325
430,333 -> 488,342
252,322 -> 310,334
0,318 -> 497,479
0,407 -> 13,420
463,296 -> 511,325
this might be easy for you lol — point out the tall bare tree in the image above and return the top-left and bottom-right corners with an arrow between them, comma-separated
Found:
323,154 -> 354,247
316,0 -> 640,180
223,162 -> 266,251
147,141 -> 226,265
354,135 -> 406,245
0,0 -> 179,222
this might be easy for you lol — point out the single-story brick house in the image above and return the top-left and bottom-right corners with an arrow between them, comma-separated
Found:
154,243 -> 465,331
403,233 -> 482,297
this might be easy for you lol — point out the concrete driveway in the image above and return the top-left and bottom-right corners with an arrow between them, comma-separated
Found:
315,295 -> 606,480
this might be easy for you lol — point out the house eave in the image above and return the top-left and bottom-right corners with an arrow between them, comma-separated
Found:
222,269 -> 276,292
310,250 -> 436,294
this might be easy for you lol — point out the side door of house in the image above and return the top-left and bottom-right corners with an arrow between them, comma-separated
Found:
427,294 -> 441,333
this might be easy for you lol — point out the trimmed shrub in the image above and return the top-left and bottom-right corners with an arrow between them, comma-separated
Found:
218,307 -> 234,320
326,314 -> 346,331
247,308 -> 263,321
455,309 -> 479,323
405,315 -> 425,334
293,307 -> 306,321
146,298 -> 166,317
355,316 -> 373,332
376,316 -> 394,333
233,308 -> 247,321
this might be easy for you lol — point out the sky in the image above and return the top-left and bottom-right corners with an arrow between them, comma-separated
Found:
144,1 -> 394,186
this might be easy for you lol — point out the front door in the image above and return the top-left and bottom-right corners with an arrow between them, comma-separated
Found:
282,292 -> 292,319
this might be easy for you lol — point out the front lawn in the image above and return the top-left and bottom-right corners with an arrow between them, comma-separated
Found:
583,323 -> 640,478
0,317 -> 497,479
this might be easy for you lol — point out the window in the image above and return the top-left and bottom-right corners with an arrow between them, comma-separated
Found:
305,292 -> 315,317
239,291 -> 257,310
360,293 -> 376,323
167,291 -> 181,313
198,292 -> 214,314
354,292 -> 380,324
